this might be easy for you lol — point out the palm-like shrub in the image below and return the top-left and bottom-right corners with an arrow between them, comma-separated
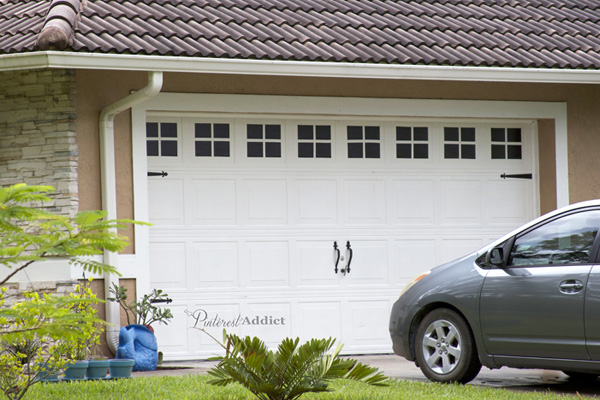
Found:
207,331 -> 388,400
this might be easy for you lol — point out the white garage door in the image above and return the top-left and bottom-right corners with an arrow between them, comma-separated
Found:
145,114 -> 537,359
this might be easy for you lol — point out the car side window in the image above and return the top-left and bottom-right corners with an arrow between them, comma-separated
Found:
508,210 -> 600,267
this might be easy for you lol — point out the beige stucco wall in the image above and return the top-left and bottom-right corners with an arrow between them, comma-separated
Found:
76,71 -> 147,253
76,70 -> 600,227
90,277 -> 136,357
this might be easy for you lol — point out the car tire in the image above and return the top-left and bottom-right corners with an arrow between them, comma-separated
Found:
415,308 -> 481,383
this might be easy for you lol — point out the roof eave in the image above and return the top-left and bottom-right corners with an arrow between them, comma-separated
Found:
2,51 -> 600,85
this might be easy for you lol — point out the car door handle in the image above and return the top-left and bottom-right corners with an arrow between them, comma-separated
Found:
559,280 -> 584,294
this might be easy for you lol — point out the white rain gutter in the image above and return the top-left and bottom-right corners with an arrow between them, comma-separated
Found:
3,51 -> 600,85
99,71 -> 163,353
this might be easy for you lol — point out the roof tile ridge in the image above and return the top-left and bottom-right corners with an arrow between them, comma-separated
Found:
36,0 -> 83,50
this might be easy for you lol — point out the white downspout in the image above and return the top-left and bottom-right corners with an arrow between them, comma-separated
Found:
99,71 -> 163,354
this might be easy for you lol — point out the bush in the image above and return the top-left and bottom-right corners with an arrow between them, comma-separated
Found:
0,184 -> 144,400
205,330 -> 388,400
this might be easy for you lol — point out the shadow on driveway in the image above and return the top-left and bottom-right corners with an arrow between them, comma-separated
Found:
353,354 -> 600,398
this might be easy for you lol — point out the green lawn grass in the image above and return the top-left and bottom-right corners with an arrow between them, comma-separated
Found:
23,375 -> 588,400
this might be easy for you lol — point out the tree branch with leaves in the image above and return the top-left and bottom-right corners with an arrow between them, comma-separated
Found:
0,184 -> 147,400
0,183 -> 147,286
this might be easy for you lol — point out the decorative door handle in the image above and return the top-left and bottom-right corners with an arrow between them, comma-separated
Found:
333,241 -> 341,274
342,241 -> 353,274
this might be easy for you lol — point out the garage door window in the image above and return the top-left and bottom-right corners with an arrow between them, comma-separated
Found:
146,122 -> 178,157
396,126 -> 429,159
491,128 -> 522,160
347,126 -> 380,159
444,127 -> 476,159
195,123 -> 230,157
298,125 -> 332,158
247,124 -> 282,158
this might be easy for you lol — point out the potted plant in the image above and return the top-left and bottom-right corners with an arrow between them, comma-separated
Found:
108,283 -> 172,371
62,343 -> 88,381
108,283 -> 173,331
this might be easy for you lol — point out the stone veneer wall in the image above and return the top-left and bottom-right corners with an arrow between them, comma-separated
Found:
2,281 -> 78,307
0,68 -> 78,217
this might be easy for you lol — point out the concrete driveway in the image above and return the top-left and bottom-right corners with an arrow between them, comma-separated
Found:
354,354 -> 600,397
144,354 -> 599,397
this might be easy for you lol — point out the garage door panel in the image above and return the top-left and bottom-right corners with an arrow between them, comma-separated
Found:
484,179 -> 531,227
345,240 -> 388,286
243,180 -> 288,225
296,240 -> 340,287
187,303 -> 243,355
394,239 -> 437,280
392,179 -> 435,225
191,179 -> 237,226
152,305 -> 190,355
297,301 -> 342,343
149,179 -> 185,225
193,242 -> 239,289
345,300 -> 391,344
243,302 -> 292,345
440,180 -> 482,225
344,179 -> 386,225
291,179 -> 338,225
149,241 -> 187,290
245,241 -> 290,288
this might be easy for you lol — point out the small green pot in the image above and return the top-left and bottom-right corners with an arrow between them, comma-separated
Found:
86,359 -> 109,379
63,360 -> 89,380
109,359 -> 134,378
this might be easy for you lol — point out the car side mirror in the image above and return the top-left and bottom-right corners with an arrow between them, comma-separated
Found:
488,248 -> 504,266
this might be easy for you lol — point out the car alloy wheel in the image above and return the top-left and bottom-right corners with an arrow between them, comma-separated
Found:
415,308 -> 481,383
421,318 -> 461,374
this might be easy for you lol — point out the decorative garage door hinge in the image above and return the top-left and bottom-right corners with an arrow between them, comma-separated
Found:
147,171 -> 168,177
500,173 -> 532,180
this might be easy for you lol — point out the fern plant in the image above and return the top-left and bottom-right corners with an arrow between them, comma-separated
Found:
205,330 -> 388,400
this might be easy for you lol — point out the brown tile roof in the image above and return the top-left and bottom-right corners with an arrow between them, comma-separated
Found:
2,0 -> 600,69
